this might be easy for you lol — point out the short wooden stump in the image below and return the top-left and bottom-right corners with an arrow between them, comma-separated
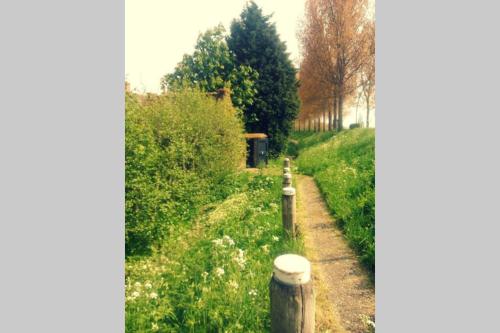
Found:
270,254 -> 315,333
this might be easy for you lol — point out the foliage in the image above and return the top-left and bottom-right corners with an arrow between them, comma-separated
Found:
298,0 -> 373,130
125,173 -> 304,332
161,25 -> 258,114
349,123 -> 361,129
295,129 -> 375,272
228,1 -> 300,157
125,89 -> 246,256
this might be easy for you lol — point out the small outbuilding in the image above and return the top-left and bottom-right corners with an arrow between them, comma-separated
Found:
244,133 -> 269,168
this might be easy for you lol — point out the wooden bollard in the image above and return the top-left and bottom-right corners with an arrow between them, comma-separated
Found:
282,186 -> 296,237
284,158 -> 290,169
270,254 -> 315,333
283,167 -> 291,174
283,172 -> 292,187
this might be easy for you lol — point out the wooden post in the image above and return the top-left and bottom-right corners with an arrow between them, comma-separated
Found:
270,254 -> 315,333
284,158 -> 290,169
282,187 -> 296,237
283,173 -> 292,187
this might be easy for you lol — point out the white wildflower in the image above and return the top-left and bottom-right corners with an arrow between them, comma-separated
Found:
232,248 -> 246,269
152,323 -> 159,331
201,271 -> 209,281
248,289 -> 258,297
145,282 -> 152,289
134,281 -> 141,288
215,267 -> 225,278
228,280 -> 239,290
261,244 -> 270,254
223,235 -> 235,246
132,291 -> 140,298
272,236 -> 279,242
149,292 -> 158,299
212,238 -> 224,247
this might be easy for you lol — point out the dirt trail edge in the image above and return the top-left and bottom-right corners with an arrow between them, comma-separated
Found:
295,174 -> 375,333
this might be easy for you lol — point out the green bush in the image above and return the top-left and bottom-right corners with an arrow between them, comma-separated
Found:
125,89 -> 246,256
295,129 -> 375,272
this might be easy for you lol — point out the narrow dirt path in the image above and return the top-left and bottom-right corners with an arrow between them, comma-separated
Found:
295,174 -> 375,333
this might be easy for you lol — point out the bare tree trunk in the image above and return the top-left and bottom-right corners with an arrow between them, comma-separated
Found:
328,102 -> 332,131
333,96 -> 338,131
323,111 -> 326,132
338,94 -> 344,131
366,97 -> 370,128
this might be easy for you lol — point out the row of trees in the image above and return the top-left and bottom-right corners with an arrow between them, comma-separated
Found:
162,2 -> 299,156
298,0 -> 375,130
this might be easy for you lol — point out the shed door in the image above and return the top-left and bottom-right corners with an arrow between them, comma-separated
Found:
256,139 -> 268,165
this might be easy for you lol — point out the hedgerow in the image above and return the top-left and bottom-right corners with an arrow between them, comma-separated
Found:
125,89 -> 246,255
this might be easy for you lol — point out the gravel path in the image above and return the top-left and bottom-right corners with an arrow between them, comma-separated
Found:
295,174 -> 375,333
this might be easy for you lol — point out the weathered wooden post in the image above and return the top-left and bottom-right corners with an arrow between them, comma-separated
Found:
284,158 -> 290,169
270,254 -> 315,333
283,172 -> 292,187
282,186 -> 296,237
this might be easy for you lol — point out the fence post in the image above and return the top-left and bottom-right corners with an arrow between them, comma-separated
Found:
282,186 -> 296,237
283,172 -> 292,188
284,158 -> 290,169
270,254 -> 315,333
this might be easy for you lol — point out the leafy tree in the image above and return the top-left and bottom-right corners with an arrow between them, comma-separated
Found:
228,2 -> 300,156
161,24 -> 258,113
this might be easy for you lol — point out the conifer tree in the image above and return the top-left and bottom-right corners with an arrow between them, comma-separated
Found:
228,1 -> 300,156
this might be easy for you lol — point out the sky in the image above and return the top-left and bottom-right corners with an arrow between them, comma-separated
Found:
126,0 -> 305,94
125,0 -> 374,127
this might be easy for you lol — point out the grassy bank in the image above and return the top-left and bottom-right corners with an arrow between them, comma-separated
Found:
125,172 -> 304,332
286,131 -> 336,157
294,129 -> 375,272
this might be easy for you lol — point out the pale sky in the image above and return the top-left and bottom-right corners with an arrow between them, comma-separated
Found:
125,0 -> 374,127
126,0 -> 305,94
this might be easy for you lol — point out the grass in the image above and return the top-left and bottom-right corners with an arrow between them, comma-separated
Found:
294,129 -> 375,273
286,131 -> 336,158
125,171 -> 304,332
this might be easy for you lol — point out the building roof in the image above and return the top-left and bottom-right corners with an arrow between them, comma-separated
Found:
244,133 -> 268,139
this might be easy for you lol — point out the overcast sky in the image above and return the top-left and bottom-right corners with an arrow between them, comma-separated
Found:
126,0 -> 305,94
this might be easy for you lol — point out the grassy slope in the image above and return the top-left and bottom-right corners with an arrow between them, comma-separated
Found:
287,131 -> 336,158
294,129 -> 375,272
125,172 -> 303,332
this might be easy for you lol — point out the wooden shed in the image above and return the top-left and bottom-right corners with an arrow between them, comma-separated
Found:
244,133 -> 269,168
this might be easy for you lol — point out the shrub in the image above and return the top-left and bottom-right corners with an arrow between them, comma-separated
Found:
125,89 -> 246,255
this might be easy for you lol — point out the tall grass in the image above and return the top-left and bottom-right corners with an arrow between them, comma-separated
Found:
295,129 -> 375,272
125,173 -> 304,332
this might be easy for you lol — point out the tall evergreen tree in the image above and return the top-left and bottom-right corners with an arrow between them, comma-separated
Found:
228,1 -> 300,156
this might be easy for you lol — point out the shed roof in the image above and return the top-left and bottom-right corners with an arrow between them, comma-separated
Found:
244,133 -> 268,139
